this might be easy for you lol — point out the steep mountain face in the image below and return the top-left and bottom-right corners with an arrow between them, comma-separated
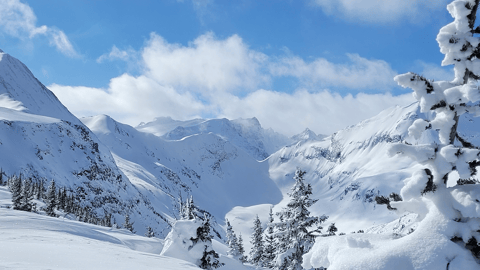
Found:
268,103 -> 442,232
0,49 -> 78,124
139,117 -> 292,161
82,115 -> 283,228
0,50 -> 171,236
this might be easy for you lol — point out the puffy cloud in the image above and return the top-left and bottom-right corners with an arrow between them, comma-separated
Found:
214,89 -> 415,136
270,53 -> 398,90
310,0 -> 448,23
51,32 -> 413,136
142,32 -> 269,93
0,0 -> 77,57
49,74 -> 206,125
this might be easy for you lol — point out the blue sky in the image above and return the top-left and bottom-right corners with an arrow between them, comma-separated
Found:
0,0 -> 457,136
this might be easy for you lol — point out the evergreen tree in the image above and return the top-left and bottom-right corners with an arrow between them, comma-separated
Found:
249,215 -> 264,266
192,216 -> 223,269
145,226 -> 155,238
179,195 -> 198,220
263,207 -> 276,267
9,175 -> 22,210
19,178 -> 33,212
0,168 -> 4,186
225,219 -> 241,259
383,0 -> 480,262
327,223 -> 338,236
45,179 -> 57,217
123,214 -> 136,233
57,187 -> 66,210
237,233 -> 247,263
34,181 -> 44,200
274,169 -> 327,270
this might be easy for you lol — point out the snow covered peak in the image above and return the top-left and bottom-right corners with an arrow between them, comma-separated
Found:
290,128 -> 325,143
0,49 -> 78,123
160,117 -> 291,160
81,114 -> 133,137
231,117 -> 261,129
136,116 -> 205,136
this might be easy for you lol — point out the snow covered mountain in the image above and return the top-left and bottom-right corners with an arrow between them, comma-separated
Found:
0,49 -> 78,124
0,49 -> 180,237
136,116 -> 206,137
82,114 -> 282,225
290,128 -> 326,143
0,48 -> 287,239
139,116 -> 292,161
267,103 -> 443,232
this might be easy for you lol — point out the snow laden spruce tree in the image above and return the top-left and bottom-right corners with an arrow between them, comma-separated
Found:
225,219 -> 245,261
161,197 -> 223,269
383,0 -> 480,266
249,215 -> 265,266
263,207 -> 276,268
274,169 -> 327,270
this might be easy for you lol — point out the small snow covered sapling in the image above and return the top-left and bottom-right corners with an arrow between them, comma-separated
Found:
263,207 -> 276,267
123,214 -> 135,233
386,0 -> 480,262
225,219 -> 243,261
249,215 -> 265,266
145,226 -> 155,238
45,179 -> 57,217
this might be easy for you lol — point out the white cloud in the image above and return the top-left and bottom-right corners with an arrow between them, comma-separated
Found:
49,74 -> 206,125
311,0 -> 448,23
0,0 -> 77,57
214,90 -> 415,136
142,32 -> 269,93
270,53 -> 398,90
50,81 -> 415,136
50,32 -> 413,136
97,45 -> 137,63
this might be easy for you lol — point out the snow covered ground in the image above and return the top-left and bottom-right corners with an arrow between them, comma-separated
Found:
0,186 -> 256,270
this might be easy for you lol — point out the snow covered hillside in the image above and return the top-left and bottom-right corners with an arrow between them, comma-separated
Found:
0,49 -> 78,124
81,114 -> 282,229
267,103 -> 445,232
0,186 -> 252,270
0,49 -> 178,237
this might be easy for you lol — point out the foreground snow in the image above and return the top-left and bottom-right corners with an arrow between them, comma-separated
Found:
0,187 -> 255,270
303,202 -> 478,269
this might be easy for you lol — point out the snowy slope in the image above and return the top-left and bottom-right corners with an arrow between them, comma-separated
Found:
267,103 -> 442,233
0,186 -> 254,270
140,117 -> 292,161
81,115 -> 283,235
0,49 -> 78,124
0,49 -> 172,237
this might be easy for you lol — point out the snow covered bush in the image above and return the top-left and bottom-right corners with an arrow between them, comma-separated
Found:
303,1 -> 480,269
161,217 -> 223,269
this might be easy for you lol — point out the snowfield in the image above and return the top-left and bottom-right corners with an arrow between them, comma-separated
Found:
0,186 -> 255,270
